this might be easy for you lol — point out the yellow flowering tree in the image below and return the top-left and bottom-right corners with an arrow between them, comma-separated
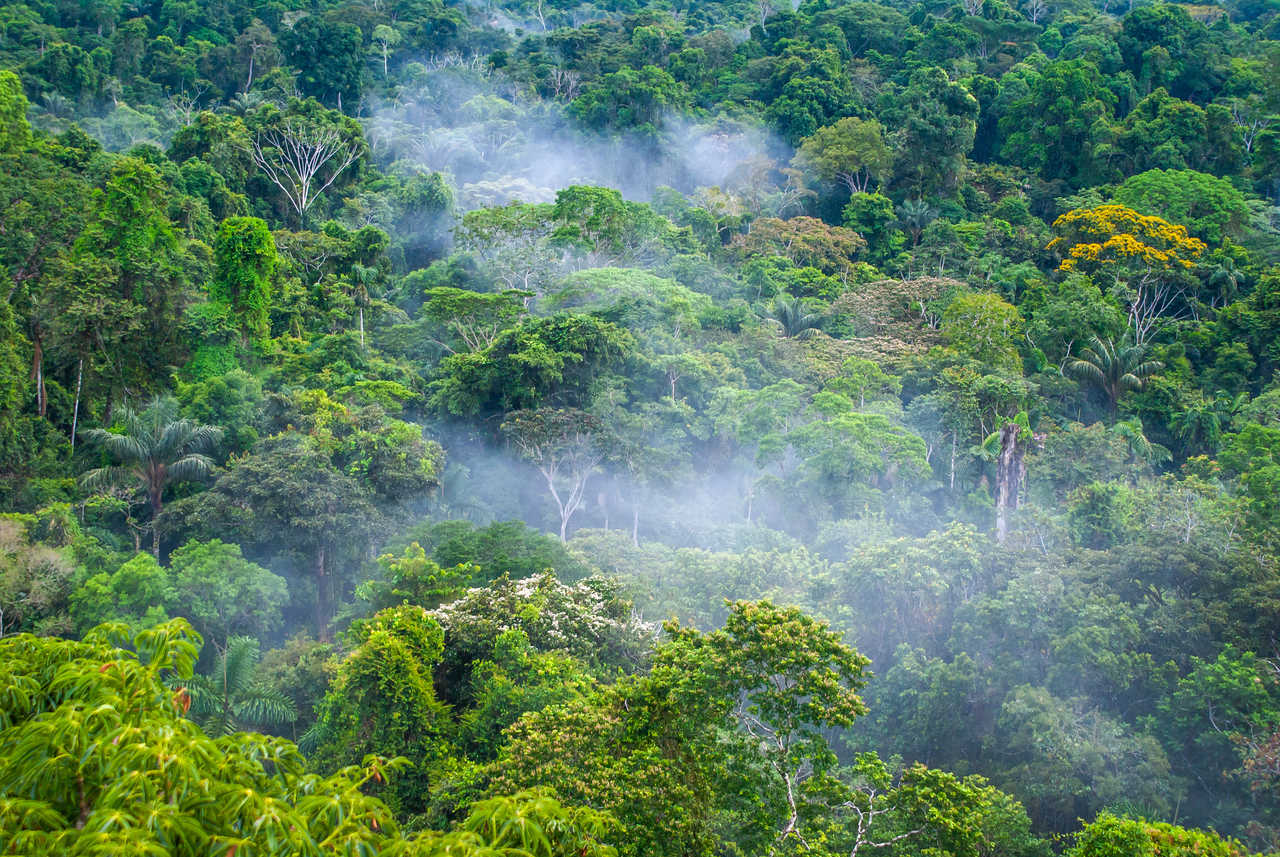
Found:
1048,205 -> 1206,345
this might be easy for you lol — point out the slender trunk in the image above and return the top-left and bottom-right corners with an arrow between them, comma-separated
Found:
70,358 -> 83,452
246,52 -> 255,91
559,513 -> 568,543
358,307 -> 365,348
949,433 -> 957,491
76,776 -> 90,829
32,334 -> 46,417
632,501 -> 640,547
150,487 -> 163,558
315,544 -> 329,641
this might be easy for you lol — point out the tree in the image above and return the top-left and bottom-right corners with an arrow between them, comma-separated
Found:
1049,205 -> 1207,344
1065,336 -> 1163,416
771,294 -> 824,338
0,620 -> 618,855
0,517 -> 74,638
279,17 -> 364,108
793,117 -> 893,194
358,541 -> 474,612
568,65 -> 688,134
941,292 -> 1025,373
310,605 -> 450,815
454,202 -> 560,296
372,24 -> 402,77
429,314 -> 631,419
999,59 -> 1116,187
659,600 -> 871,851
70,157 -> 193,397
211,216 -> 276,343
501,408 -> 608,542
882,67 -> 979,197
734,217 -> 866,279
185,634 -> 297,735
80,396 -> 222,556
232,19 -> 278,92
250,120 -> 362,227
167,433 -> 375,639
1068,813 -> 1251,857
167,539 -> 287,646
0,71 -> 30,154
1112,169 -> 1251,246
419,287 -> 529,353
826,357 -> 902,409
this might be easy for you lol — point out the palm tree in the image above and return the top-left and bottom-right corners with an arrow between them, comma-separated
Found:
1110,418 -> 1171,468
1065,336 -> 1163,416
896,198 -> 938,246
771,294 -> 823,338
80,396 -> 222,556
183,636 -> 296,736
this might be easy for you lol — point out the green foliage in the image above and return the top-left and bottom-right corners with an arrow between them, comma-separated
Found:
311,605 -> 450,814
1067,813 -> 1252,857
212,216 -> 277,343
429,314 -> 631,419
167,538 -> 287,645
942,292 -> 1025,373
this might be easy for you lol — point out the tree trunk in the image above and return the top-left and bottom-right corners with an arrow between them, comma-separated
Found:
70,358 -> 83,453
632,501 -> 640,547
315,544 -> 330,641
949,433 -> 957,491
995,422 -> 1026,544
150,485 -> 163,558
31,333 -> 46,417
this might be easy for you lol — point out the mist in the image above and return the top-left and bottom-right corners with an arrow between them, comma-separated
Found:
362,62 -> 789,210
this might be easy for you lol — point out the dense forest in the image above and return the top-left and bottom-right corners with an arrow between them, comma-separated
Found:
2,0 -> 1280,852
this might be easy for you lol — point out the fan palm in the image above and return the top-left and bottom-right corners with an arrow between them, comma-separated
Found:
1065,336 -> 1163,416
184,635 -> 296,736
80,396 -> 222,556
771,294 -> 823,338
896,198 -> 938,246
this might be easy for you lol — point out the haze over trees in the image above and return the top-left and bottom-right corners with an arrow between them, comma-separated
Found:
2,0 -> 1280,853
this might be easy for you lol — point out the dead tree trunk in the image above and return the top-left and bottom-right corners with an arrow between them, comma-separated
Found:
995,422 -> 1026,544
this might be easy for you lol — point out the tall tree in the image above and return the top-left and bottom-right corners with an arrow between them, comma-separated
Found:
793,117 -> 893,194
79,396 -> 222,556
502,408 -> 608,542
211,216 -> 277,344
250,120 -> 362,227
1065,336 -> 1164,416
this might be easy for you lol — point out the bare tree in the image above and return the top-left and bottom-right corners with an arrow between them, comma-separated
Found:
501,408 -> 607,542
250,121 -> 361,226
1125,275 -> 1185,346
1230,97 -> 1277,154
167,84 -> 208,127
1023,0 -> 1048,23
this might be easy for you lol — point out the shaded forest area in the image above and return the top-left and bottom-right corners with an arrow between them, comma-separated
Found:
2,0 -> 1280,852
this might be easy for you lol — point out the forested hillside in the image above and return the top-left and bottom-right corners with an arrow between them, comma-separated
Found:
2,0 -> 1280,852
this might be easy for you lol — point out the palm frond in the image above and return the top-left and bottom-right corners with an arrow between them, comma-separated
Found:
233,685 -> 298,727
167,454 -> 215,483
81,429 -> 149,465
1065,359 -> 1105,386
221,636 -> 262,697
